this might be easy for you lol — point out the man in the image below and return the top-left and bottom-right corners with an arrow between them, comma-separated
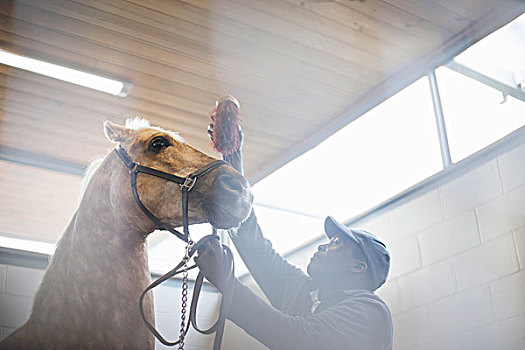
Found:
195,211 -> 393,350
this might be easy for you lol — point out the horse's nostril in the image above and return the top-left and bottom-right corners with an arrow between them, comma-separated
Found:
217,174 -> 246,193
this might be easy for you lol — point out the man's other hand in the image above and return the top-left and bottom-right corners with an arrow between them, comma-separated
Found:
195,238 -> 232,293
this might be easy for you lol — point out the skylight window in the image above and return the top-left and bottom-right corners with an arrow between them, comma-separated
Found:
436,67 -> 525,163
453,14 -> 525,91
0,49 -> 131,96
437,13 -> 525,163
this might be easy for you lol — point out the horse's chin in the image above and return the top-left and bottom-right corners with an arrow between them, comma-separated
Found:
208,216 -> 243,230
161,211 -> 249,231
207,206 -> 251,230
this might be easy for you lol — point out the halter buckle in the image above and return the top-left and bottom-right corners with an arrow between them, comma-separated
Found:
180,176 -> 197,192
129,162 -> 139,174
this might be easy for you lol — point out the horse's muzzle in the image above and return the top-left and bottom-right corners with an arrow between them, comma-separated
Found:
206,170 -> 253,229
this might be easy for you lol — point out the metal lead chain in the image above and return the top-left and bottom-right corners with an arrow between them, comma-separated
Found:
178,239 -> 193,350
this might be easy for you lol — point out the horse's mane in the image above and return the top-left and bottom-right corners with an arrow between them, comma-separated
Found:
78,117 -> 185,204
78,155 -> 105,205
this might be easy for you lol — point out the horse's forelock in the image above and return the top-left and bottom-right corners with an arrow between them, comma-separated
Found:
125,117 -> 185,143
125,116 -> 150,130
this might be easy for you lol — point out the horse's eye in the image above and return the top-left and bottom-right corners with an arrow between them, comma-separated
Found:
150,137 -> 170,151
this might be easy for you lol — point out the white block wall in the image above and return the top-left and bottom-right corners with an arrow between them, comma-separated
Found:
0,264 -> 221,350
360,143 -> 525,350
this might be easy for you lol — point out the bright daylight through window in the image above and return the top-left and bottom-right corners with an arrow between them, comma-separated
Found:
437,14 -> 525,163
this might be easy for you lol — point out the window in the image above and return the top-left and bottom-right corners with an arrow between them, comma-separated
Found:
436,67 -> 525,162
436,14 -> 525,162
251,77 -> 442,254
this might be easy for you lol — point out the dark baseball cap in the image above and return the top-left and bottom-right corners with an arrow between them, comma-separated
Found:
324,216 -> 390,291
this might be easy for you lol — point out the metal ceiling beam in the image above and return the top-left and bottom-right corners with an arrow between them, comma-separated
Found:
428,70 -> 452,168
446,60 -> 525,103
0,146 -> 85,176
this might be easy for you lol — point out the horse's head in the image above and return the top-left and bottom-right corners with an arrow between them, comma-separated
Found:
102,118 -> 253,233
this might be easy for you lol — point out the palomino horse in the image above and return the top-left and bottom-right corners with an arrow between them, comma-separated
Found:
0,118 -> 253,349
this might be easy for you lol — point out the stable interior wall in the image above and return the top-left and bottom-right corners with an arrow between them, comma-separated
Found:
222,142 -> 525,350
360,142 -> 525,350
1,142 -> 524,350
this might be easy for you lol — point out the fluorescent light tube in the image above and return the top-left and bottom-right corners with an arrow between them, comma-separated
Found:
0,235 -> 56,255
0,49 -> 131,97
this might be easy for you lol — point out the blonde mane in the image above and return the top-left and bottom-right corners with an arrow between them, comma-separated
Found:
78,155 -> 105,205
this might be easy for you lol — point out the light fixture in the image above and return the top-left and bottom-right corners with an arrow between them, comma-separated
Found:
0,49 -> 131,97
0,235 -> 56,255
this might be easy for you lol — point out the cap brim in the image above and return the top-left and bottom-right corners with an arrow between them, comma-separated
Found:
324,216 -> 359,243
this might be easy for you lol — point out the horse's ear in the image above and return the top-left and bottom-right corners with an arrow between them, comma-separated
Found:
104,120 -> 131,143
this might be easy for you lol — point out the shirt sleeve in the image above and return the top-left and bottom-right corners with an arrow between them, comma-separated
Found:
229,210 -> 312,314
228,281 -> 393,350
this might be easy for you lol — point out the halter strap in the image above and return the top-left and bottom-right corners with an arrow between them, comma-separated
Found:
114,146 -> 227,242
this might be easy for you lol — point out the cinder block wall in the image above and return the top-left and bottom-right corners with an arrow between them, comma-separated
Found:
354,143 -> 525,350
0,264 -> 220,350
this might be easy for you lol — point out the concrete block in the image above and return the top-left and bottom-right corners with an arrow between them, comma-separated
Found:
455,233 -> 519,290
393,306 -> 432,349
389,190 -> 442,238
153,284 -> 221,324
461,314 -> 525,350
418,211 -> 480,265
516,227 -> 525,270
0,293 -> 32,328
476,185 -> 525,241
6,266 -> 45,297
498,143 -> 525,192
490,270 -> 525,321
0,264 -> 6,293
376,280 -> 402,315
429,285 -> 493,336
398,260 -> 456,310
388,235 -> 421,279
153,284 -> 182,315
439,160 -> 503,219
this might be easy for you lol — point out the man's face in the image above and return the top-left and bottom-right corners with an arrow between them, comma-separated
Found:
307,235 -> 366,283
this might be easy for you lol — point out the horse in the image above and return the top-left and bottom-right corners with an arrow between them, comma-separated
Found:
0,117 -> 253,349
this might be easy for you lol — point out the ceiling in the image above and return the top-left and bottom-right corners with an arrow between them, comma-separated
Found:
0,0 -> 524,243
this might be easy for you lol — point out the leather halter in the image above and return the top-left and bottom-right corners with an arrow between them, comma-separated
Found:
114,145 -> 227,242
114,145 -> 234,350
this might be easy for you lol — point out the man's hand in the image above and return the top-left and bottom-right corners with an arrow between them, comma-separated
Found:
195,238 -> 233,293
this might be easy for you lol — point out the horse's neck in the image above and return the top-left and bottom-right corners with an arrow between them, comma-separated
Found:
58,155 -> 150,276
32,156 -> 153,319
